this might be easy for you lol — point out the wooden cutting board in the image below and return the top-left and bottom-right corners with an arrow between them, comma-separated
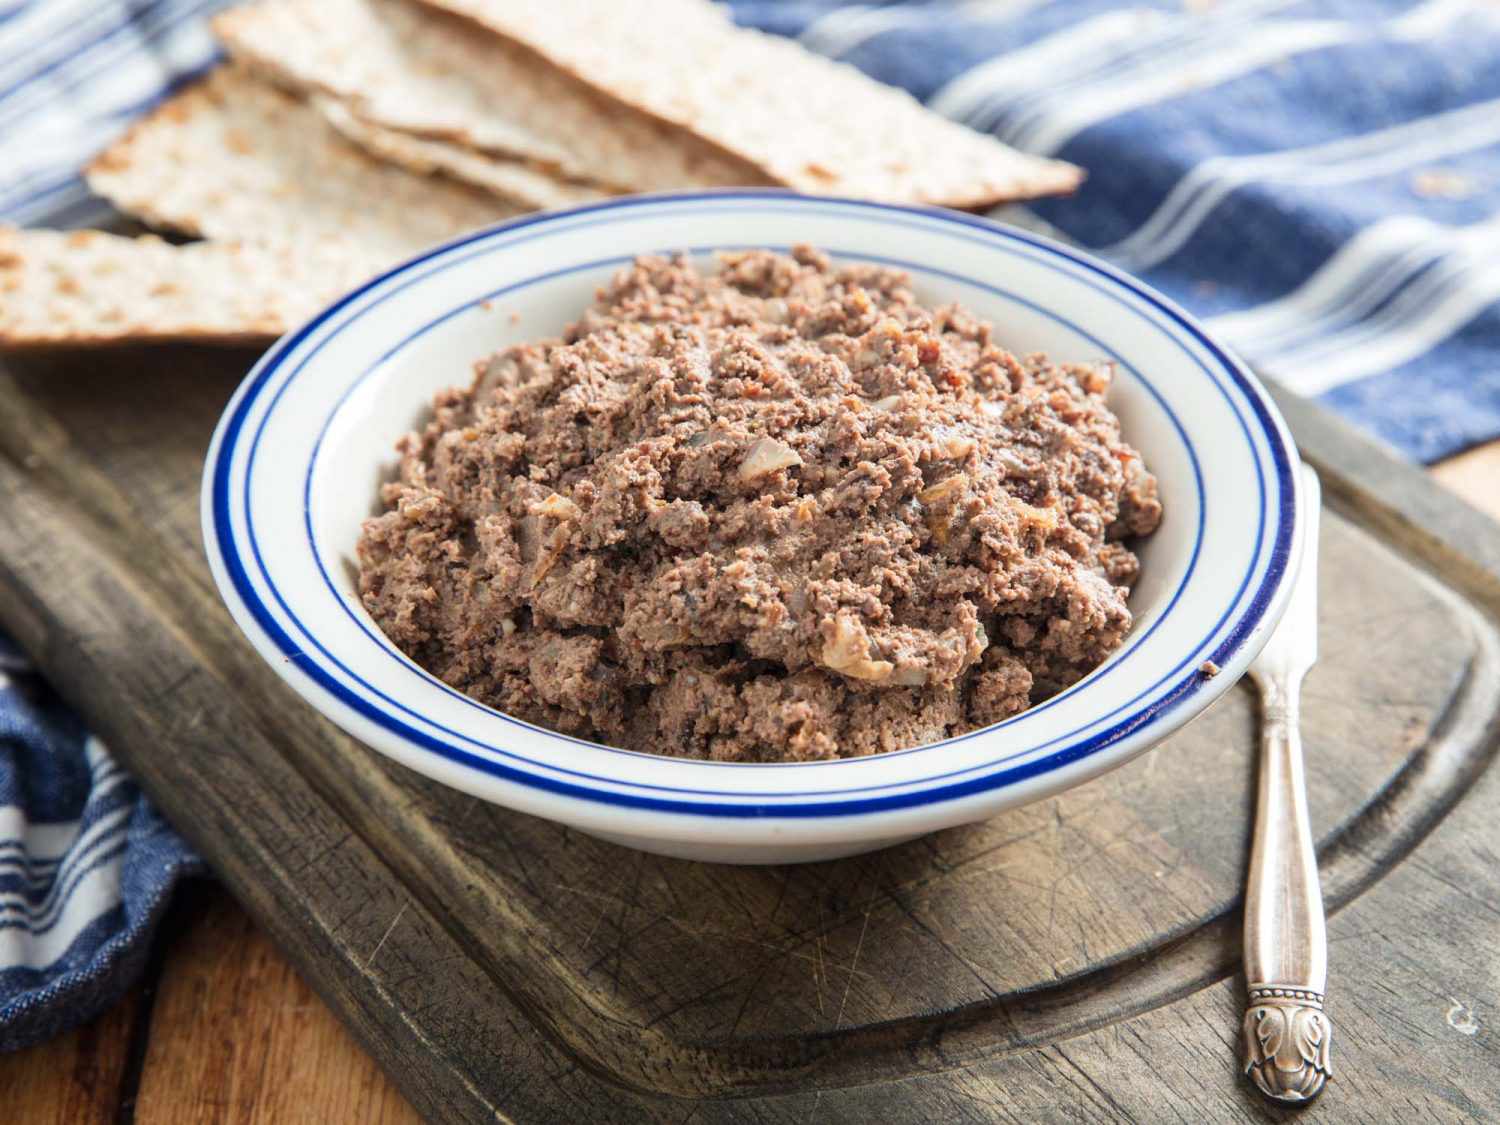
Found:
0,347 -> 1496,1122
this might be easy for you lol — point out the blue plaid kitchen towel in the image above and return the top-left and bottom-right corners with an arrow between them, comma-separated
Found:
3,0 -> 1499,1049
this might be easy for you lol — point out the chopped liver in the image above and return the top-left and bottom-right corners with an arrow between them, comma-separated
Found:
357,247 -> 1162,762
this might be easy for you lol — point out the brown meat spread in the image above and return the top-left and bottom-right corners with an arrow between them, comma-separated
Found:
357,247 -> 1162,762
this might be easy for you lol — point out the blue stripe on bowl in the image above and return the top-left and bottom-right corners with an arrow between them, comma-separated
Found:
207,192 -> 1297,818
289,245 -> 1206,789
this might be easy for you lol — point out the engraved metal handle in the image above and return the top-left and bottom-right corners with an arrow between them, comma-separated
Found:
1243,671 -> 1332,1102
1243,465 -> 1331,1104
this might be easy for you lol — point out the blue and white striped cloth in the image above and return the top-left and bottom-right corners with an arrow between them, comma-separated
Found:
3,0 -> 1500,1049
0,636 -> 199,1051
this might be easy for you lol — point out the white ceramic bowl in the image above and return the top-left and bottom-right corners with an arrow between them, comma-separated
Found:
202,192 -> 1302,864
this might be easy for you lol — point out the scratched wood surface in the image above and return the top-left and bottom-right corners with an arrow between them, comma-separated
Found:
0,882 -> 422,1125
0,985 -> 143,1122
0,346 -> 1496,1122
131,885 -> 418,1124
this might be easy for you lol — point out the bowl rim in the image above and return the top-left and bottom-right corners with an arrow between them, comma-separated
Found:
201,189 -> 1301,840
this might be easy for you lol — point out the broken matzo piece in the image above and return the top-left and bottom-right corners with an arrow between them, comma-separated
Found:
0,228 -> 373,348
411,0 -> 1082,207
213,0 -> 768,194
86,65 -> 521,257
313,97 -> 608,211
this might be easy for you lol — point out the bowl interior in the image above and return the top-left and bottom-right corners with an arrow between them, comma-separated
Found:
314,253 -> 1198,677
211,194 -> 1294,826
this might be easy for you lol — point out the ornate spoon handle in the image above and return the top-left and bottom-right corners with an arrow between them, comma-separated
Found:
1243,674 -> 1331,1102
1243,466 -> 1331,1104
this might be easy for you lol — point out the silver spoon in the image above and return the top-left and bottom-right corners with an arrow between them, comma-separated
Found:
1242,464 -> 1332,1104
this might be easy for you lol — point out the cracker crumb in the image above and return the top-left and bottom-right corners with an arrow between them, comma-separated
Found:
1411,170 -> 1476,199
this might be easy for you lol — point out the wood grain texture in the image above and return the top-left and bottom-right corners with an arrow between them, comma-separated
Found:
11,433 -> 1493,1125
0,347 -> 1498,1121
0,352 -> 626,1124
134,883 -> 418,1125
0,989 -> 140,1124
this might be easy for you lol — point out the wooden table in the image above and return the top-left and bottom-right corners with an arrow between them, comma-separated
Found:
2,431 -> 1497,1125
